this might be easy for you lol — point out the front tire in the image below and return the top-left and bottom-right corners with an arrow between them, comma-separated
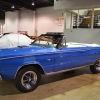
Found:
90,60 -> 100,74
14,66 -> 41,93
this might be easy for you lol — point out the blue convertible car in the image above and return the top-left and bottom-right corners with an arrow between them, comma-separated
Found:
0,33 -> 100,92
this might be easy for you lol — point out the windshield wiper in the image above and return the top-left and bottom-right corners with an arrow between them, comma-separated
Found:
17,45 -> 28,48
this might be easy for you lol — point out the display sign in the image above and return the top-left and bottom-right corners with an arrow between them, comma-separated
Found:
55,17 -> 65,26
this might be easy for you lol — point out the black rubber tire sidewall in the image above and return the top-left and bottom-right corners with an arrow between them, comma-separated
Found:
14,66 -> 41,93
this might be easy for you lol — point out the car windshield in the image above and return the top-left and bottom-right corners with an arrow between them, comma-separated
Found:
31,35 -> 61,48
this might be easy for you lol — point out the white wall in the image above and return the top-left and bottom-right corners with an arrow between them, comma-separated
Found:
5,6 -> 68,36
19,10 -> 35,36
5,11 -> 19,33
66,12 -> 71,29
36,7 -> 64,35
19,7 -> 66,36
54,0 -> 100,10
0,20 -> 5,34
64,29 -> 100,44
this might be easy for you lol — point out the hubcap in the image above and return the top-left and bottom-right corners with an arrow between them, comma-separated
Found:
96,60 -> 100,71
21,71 -> 37,90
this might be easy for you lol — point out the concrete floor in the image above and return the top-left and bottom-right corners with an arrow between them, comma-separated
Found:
0,67 -> 100,100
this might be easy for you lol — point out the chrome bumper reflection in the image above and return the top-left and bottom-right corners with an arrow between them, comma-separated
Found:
0,75 -> 2,80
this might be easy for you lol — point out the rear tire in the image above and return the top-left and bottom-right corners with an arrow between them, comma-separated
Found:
90,60 -> 100,74
14,66 -> 41,93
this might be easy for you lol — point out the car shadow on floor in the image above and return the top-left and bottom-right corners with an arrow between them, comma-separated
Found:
40,67 -> 92,85
0,67 -> 99,96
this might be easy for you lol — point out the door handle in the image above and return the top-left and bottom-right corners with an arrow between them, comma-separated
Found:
47,59 -> 51,61
80,50 -> 86,53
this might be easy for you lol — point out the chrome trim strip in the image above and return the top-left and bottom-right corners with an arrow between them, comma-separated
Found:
46,64 -> 92,75
0,51 -> 81,60
0,75 -> 2,80
0,52 -> 55,60
14,63 -> 46,79
0,50 -> 93,60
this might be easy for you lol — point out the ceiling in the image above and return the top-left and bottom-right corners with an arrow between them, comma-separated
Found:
0,0 -> 54,19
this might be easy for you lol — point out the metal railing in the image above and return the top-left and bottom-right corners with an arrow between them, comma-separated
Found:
73,10 -> 100,28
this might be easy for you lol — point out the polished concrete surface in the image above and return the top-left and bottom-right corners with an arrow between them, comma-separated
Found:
0,67 -> 100,100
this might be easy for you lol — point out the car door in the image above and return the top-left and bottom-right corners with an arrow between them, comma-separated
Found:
54,37 -> 87,72
54,48 -> 87,72
34,48 -> 55,73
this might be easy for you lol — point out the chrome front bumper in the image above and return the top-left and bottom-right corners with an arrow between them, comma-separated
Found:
0,75 -> 2,80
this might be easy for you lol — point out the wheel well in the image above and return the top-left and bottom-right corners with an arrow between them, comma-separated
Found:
15,64 -> 45,78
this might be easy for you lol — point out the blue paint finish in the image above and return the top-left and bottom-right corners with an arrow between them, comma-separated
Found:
54,47 -> 87,71
85,47 -> 100,65
0,44 -> 100,80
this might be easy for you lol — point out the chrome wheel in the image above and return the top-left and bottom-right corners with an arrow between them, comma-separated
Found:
90,60 -> 100,74
21,71 -> 37,90
95,60 -> 100,71
14,67 -> 41,92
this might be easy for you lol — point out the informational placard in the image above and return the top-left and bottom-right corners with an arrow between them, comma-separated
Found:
55,17 -> 65,26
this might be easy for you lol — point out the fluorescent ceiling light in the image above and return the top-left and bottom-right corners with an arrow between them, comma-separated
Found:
84,16 -> 90,19
11,5 -> 15,9
32,2 -> 35,5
